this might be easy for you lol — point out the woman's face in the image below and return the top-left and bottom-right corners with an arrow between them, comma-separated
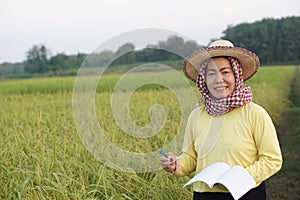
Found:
205,57 -> 236,99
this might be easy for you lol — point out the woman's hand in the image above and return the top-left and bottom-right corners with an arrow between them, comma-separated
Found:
159,152 -> 177,174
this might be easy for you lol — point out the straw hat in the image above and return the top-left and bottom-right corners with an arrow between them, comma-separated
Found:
183,39 -> 260,82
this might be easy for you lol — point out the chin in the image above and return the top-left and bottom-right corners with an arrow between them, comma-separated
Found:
212,94 -> 228,99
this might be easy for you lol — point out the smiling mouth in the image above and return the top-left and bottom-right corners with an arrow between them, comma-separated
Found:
214,86 -> 228,91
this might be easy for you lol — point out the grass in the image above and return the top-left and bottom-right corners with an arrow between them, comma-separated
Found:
246,66 -> 295,124
265,66 -> 300,200
0,92 -> 192,199
0,65 -> 299,199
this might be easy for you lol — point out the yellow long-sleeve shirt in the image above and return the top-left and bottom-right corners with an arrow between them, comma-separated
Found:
175,102 -> 282,193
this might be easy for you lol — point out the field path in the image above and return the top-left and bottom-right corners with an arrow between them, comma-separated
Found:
267,66 -> 300,199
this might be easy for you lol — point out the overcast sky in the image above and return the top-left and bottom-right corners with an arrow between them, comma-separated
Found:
0,0 -> 299,63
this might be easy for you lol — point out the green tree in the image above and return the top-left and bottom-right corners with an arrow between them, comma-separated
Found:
24,44 -> 51,73
222,16 -> 300,65
113,43 -> 136,65
164,35 -> 185,58
184,40 -> 203,56
86,50 -> 114,67
49,53 -> 69,72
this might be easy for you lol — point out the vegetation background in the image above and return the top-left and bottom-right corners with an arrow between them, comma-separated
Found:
0,16 -> 299,78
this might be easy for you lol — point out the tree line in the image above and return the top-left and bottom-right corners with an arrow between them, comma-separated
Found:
0,16 -> 299,77
221,16 -> 299,65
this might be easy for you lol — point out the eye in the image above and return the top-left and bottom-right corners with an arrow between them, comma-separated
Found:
222,70 -> 231,75
207,72 -> 215,76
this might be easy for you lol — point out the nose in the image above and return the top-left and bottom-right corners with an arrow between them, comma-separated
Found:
215,72 -> 224,83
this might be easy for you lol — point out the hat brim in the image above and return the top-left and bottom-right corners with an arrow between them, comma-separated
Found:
183,46 -> 260,82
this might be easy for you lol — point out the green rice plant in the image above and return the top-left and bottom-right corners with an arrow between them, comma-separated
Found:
246,66 -> 296,124
95,89 -> 182,152
0,66 -> 298,199
0,77 -> 75,94
0,90 -> 192,199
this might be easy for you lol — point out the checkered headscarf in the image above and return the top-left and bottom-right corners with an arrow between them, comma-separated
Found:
196,57 -> 252,116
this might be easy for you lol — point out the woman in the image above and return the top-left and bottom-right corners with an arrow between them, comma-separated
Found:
159,40 -> 282,200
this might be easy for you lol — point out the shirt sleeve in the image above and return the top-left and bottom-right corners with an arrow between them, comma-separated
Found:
175,109 -> 198,176
246,104 -> 283,185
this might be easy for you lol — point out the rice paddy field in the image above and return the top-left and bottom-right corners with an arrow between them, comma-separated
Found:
0,65 -> 299,199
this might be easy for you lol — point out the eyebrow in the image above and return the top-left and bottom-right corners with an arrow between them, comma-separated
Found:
207,67 -> 231,71
220,67 -> 232,71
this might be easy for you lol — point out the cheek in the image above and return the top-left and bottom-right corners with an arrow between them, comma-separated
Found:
229,77 -> 236,90
205,78 -> 214,91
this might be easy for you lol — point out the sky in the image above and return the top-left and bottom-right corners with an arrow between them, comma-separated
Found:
0,0 -> 299,63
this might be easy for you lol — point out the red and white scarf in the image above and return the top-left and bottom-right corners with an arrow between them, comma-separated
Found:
196,57 -> 253,116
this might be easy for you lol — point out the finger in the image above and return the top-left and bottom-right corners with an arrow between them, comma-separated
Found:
160,161 -> 173,168
167,152 -> 176,162
160,158 -> 174,166
160,159 -> 175,166
160,159 -> 174,165
160,156 -> 169,162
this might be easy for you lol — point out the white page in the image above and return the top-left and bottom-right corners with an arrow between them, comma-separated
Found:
216,166 -> 256,200
183,162 -> 230,188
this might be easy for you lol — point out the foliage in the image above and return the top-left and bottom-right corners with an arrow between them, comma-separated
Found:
48,53 -> 86,75
0,62 -> 25,78
96,36 -> 202,67
24,44 -> 52,73
222,16 -> 300,65
1,35 -> 201,77
113,43 -> 136,65
0,66 -> 299,199
1,16 -> 299,79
